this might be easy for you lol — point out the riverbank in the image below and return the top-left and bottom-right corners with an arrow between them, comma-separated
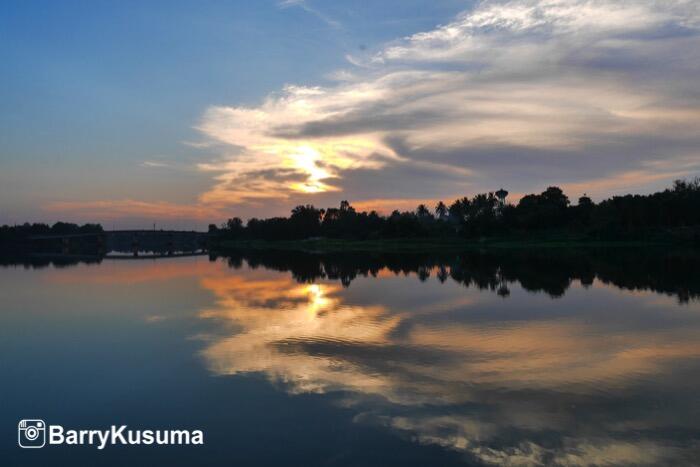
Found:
213,236 -> 687,253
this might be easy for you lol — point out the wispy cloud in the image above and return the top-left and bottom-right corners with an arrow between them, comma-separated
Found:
140,158 -> 196,172
140,160 -> 170,168
50,1 -> 700,223
45,199 -> 224,221
196,0 -> 700,210
278,0 -> 341,29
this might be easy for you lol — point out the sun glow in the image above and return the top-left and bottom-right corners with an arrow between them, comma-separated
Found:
254,137 -> 389,196
306,283 -> 330,315
196,92 -> 393,203
187,0 -> 700,212
286,145 -> 336,194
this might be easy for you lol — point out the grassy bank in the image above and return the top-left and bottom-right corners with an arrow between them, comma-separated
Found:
213,236 -> 680,253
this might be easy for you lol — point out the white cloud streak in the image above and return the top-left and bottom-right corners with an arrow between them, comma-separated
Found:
278,0 -> 342,29
196,0 -> 700,209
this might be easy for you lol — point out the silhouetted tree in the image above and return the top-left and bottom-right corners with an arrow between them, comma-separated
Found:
435,201 -> 448,220
202,178 -> 700,244
416,204 -> 432,219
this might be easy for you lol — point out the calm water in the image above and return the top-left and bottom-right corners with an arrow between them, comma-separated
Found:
2,249 -> 700,466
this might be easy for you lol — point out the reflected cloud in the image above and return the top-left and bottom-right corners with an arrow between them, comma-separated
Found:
200,275 -> 399,395
43,257 -> 221,285
198,262 -> 700,465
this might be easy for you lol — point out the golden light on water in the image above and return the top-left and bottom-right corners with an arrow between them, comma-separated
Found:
198,264 -> 700,413
29,255 -> 700,465
306,283 -> 330,316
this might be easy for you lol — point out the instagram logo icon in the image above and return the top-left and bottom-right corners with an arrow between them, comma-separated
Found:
18,419 -> 46,448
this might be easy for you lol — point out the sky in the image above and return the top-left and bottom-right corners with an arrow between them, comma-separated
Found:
1,0 -> 699,229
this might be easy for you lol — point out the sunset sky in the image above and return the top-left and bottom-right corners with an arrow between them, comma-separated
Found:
2,0 -> 699,229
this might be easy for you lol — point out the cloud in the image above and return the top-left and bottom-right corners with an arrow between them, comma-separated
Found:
278,0 -> 342,29
140,159 -> 195,171
141,161 -> 170,168
49,0 -> 700,224
45,199 -> 224,221
196,0 -> 700,209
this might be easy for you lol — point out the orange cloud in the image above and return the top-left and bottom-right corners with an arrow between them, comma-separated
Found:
562,168 -> 692,200
44,199 -> 225,221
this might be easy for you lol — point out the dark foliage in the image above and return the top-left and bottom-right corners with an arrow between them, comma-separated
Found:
213,178 -> 700,242
0,222 -> 103,245
210,247 -> 700,303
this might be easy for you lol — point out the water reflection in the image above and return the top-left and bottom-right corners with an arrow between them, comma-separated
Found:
3,249 -> 700,465
214,248 -> 700,302
200,250 -> 700,465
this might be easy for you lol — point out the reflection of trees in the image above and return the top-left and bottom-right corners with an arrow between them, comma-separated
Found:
0,253 -> 103,269
212,248 -> 700,302
198,263 -> 700,466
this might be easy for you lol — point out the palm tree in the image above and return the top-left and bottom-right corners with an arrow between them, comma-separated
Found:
435,201 -> 447,220
416,204 -> 431,218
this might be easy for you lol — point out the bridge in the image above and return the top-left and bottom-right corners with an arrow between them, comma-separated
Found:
29,230 -> 210,256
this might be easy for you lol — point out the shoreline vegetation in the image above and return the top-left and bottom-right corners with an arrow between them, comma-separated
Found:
2,179 -> 699,252
209,179 -> 700,251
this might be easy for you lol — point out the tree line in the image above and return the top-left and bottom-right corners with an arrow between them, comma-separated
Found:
210,178 -> 700,242
0,222 -> 103,245
2,178 -> 698,246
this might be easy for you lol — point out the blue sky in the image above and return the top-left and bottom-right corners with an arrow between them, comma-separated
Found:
1,0 -> 699,228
